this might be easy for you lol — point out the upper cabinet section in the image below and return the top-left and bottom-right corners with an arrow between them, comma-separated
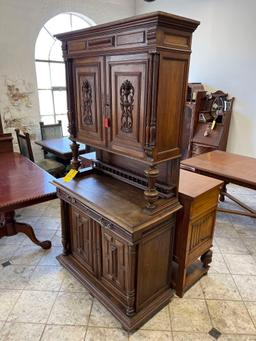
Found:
56,12 -> 199,57
56,12 -> 199,164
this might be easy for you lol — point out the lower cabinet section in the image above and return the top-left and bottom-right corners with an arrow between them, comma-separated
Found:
58,195 -> 175,332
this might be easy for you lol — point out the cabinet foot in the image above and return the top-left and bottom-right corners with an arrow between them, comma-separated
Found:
201,249 -> 213,269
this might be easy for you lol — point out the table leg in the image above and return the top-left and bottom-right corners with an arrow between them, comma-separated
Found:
220,183 -> 227,202
0,211 -> 51,249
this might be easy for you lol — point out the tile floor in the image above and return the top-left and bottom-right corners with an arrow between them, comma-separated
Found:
0,185 -> 255,340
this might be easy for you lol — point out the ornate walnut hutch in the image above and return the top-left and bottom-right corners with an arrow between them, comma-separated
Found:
54,12 -> 199,331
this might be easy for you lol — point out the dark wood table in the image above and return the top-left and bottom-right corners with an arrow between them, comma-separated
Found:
35,136 -> 88,161
0,152 -> 57,249
181,150 -> 256,218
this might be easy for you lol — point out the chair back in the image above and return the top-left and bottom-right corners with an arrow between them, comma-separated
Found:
15,129 -> 34,162
40,120 -> 63,140
0,114 -> 3,134
0,133 -> 13,153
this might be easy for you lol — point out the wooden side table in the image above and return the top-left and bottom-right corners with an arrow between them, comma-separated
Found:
172,170 -> 223,297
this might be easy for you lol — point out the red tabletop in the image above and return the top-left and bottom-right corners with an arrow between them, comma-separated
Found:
0,152 -> 56,212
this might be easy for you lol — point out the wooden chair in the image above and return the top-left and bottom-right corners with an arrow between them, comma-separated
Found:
15,129 -> 65,178
39,120 -> 63,140
39,120 -> 63,159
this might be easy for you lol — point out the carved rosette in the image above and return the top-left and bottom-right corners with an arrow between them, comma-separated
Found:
120,79 -> 134,133
82,80 -> 93,125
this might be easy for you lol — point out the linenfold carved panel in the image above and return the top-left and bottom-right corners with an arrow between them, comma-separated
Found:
102,230 -> 127,293
71,208 -> 97,275
189,212 -> 214,252
120,79 -> 134,133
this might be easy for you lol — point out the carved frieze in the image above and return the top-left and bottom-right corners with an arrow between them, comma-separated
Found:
120,80 -> 134,133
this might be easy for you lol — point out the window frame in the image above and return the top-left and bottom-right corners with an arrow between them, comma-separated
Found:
35,12 -> 94,133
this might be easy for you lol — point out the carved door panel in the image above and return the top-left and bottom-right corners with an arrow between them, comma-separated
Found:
106,54 -> 148,159
101,229 -> 128,294
71,207 -> 98,275
74,57 -> 105,147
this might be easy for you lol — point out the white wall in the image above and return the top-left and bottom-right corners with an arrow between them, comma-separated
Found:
1,0 -> 255,158
0,0 -> 135,158
136,0 -> 256,157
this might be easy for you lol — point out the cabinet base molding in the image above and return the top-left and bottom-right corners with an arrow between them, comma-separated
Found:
57,254 -> 174,332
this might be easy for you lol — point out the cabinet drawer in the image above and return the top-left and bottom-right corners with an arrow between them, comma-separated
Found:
191,190 -> 219,219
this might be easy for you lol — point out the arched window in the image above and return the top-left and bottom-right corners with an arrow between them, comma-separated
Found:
35,13 -> 94,135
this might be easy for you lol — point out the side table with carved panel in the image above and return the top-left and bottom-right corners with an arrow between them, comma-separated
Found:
172,170 -> 223,297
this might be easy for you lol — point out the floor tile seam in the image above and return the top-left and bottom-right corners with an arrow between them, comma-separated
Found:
212,271 -> 245,302
5,288 -> 26,323
205,297 -> 256,333
140,326 -> 173,332
10,247 -> 45,264
215,238 -> 252,256
1,321 -> 47,326
241,300 -> 256,332
218,249 -> 239,273
57,269 -> 68,293
33,263 -> 63,270
83,297 -> 94,341
127,330 -> 173,340
231,274 -> 256,302
199,292 -> 214,331
167,296 -> 174,339
38,323 -> 47,341
199,275 -> 243,301
39,289 -> 60,326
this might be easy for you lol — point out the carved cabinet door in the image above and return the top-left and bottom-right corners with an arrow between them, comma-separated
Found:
101,228 -> 128,294
106,54 -> 148,159
74,57 -> 105,147
70,207 -> 99,275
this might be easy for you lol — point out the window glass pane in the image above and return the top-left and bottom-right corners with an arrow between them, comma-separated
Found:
45,13 -> 71,36
38,90 -> 54,116
35,61 -> 51,89
71,14 -> 90,30
49,40 -> 63,61
56,114 -> 69,136
35,27 -> 55,60
50,63 -> 66,87
53,90 -> 67,114
40,115 -> 55,125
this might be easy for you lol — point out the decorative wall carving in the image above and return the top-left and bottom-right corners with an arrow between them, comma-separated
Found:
82,79 -> 93,125
120,79 -> 134,133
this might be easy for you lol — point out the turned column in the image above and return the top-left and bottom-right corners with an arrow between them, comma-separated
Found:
144,165 -> 159,210
70,140 -> 81,171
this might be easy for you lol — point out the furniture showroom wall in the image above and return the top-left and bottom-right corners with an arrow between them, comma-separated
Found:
136,0 -> 256,157
0,0 -> 135,157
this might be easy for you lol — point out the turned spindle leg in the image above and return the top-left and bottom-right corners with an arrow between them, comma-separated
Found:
144,165 -> 159,210
70,140 -> 81,171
